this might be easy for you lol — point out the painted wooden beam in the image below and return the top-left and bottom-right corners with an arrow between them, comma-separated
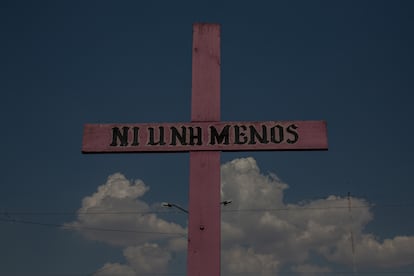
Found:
188,23 -> 221,276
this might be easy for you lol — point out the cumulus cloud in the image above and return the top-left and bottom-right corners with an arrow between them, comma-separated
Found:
93,244 -> 173,275
323,234 -> 414,268
291,264 -> 332,276
67,158 -> 414,275
94,263 -> 135,276
221,158 -> 371,267
64,173 -> 186,247
219,157 -> 414,274
94,244 -> 171,275
123,243 -> 171,273
222,246 -> 280,276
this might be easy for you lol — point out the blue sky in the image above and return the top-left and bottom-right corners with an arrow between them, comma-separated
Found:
1,1 -> 414,275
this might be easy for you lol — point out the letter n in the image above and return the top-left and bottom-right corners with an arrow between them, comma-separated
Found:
110,127 -> 129,146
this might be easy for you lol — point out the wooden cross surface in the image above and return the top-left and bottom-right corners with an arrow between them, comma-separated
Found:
82,23 -> 328,276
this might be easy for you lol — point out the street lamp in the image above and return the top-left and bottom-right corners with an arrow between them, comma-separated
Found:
161,200 -> 232,214
161,202 -> 189,214
220,200 -> 232,206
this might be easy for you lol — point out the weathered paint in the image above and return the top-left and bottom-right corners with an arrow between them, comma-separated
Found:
82,120 -> 328,153
188,151 -> 221,276
81,23 -> 329,276
191,23 -> 221,122
187,23 -> 221,276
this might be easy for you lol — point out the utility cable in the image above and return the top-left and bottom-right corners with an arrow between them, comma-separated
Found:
0,217 -> 186,236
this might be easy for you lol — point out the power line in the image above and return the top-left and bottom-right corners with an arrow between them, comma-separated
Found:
1,210 -> 177,216
0,217 -> 186,236
2,202 -> 413,235
2,202 -> 414,216
222,202 -> 414,213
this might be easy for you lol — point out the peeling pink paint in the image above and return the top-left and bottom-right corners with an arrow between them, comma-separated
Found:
187,23 -> 221,276
82,121 -> 328,153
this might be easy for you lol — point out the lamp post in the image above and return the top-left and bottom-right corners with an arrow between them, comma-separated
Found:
161,200 -> 232,214
161,202 -> 189,214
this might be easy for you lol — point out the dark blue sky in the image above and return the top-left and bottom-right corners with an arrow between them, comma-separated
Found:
1,1 -> 414,275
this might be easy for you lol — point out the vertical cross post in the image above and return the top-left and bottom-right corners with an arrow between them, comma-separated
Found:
188,23 -> 221,276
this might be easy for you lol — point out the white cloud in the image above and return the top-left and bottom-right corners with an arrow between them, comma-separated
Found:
123,243 -> 171,274
221,157 -> 288,210
222,246 -> 280,276
220,157 -> 414,274
323,234 -> 414,268
291,263 -> 332,276
64,173 -> 186,247
167,237 -> 187,252
94,243 -> 171,275
81,173 -> 149,209
94,262 -> 135,276
67,157 -> 414,275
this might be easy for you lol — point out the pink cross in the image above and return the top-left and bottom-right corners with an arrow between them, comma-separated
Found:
82,23 -> 328,276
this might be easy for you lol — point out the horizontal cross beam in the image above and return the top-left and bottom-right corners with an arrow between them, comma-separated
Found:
82,120 -> 328,153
